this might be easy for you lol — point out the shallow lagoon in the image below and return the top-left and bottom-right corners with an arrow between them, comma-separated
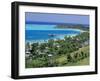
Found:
25,24 -> 82,42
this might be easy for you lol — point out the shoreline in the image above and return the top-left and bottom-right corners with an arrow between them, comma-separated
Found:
25,29 -> 87,44
25,34 -> 78,44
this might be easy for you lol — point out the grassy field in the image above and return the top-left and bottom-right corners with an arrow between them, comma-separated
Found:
54,46 -> 89,66
65,57 -> 89,66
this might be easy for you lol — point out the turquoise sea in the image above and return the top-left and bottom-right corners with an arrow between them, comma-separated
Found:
25,24 -> 82,42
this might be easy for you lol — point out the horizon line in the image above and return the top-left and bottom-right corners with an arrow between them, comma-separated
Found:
25,21 -> 89,26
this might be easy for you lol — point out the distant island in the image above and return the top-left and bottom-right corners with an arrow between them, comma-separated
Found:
55,24 -> 89,31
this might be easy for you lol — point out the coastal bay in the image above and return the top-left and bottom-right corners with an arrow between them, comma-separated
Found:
25,24 -> 89,68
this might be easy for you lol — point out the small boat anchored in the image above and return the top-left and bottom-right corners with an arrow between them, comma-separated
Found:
48,34 -> 57,37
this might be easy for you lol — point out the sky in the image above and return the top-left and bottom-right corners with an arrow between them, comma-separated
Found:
25,12 -> 89,30
25,12 -> 89,25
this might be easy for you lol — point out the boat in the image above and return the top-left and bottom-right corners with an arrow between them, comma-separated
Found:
48,34 -> 57,37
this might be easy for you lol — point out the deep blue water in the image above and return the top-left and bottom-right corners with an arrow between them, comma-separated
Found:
25,30 -> 81,41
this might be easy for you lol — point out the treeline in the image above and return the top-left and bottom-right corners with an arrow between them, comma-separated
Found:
55,24 -> 89,31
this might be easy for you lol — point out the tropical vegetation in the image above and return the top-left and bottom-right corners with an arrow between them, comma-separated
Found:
25,32 -> 89,68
